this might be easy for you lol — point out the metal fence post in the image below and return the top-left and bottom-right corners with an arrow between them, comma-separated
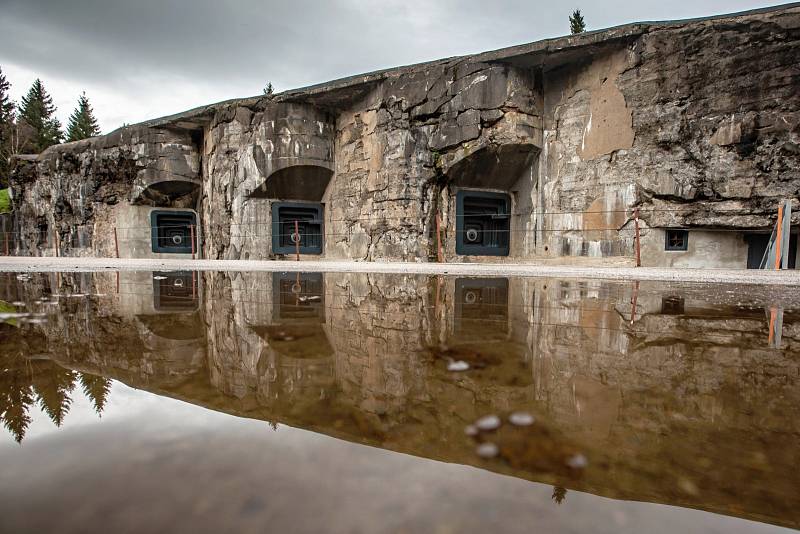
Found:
190,224 -> 196,260
634,208 -> 641,267
774,204 -> 784,271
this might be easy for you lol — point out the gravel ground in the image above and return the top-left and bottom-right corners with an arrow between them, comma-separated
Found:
1,256 -> 798,285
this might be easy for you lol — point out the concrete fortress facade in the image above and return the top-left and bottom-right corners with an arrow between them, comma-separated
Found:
8,4 -> 800,268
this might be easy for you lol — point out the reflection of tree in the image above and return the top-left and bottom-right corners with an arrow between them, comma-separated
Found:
80,372 -> 111,415
0,362 -> 35,443
1,349 -> 87,441
32,366 -> 77,427
552,485 -> 567,505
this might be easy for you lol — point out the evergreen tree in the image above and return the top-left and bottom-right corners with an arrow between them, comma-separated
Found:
569,9 -> 586,34
263,82 -> 274,96
79,372 -> 111,415
18,78 -> 62,153
66,92 -> 100,142
0,66 -> 15,186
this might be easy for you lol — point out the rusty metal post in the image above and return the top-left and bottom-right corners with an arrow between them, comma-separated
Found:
435,212 -> 444,263
190,224 -> 196,260
774,205 -> 784,271
294,220 -> 300,261
633,208 -> 641,268
54,229 -> 60,258
192,271 -> 196,300
113,227 -> 120,258
630,280 -> 640,327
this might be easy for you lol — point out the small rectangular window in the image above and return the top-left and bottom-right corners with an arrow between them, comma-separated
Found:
271,202 -> 324,255
660,295 -> 685,315
151,211 -> 197,253
455,190 -> 510,256
665,229 -> 688,251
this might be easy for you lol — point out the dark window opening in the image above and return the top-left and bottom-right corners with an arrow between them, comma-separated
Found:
456,191 -> 510,256
746,233 -> 797,269
665,229 -> 688,251
151,211 -> 197,254
153,271 -> 198,311
660,295 -> 685,315
271,203 -> 323,255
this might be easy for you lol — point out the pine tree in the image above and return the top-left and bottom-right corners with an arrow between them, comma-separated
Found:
66,92 -> 100,142
263,82 -> 274,96
79,372 -> 111,415
18,78 -> 62,153
569,9 -> 586,34
0,67 -> 15,186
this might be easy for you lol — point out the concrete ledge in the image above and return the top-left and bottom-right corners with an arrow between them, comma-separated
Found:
1,257 -> 799,285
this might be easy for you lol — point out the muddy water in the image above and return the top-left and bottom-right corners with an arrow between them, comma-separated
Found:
0,271 -> 799,534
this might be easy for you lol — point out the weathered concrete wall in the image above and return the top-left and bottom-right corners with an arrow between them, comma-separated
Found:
641,229 -> 749,268
538,7 -> 800,261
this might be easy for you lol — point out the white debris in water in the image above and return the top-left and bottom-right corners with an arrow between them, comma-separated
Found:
476,442 -> 499,459
65,293 -> 87,298
12,301 -> 25,307
475,415 -> 501,431
509,412 -> 535,426
20,317 -> 47,324
153,276 -> 168,280
447,360 -> 470,372
464,425 -> 479,437
0,312 -> 30,321
16,274 -> 31,281
566,453 -> 588,469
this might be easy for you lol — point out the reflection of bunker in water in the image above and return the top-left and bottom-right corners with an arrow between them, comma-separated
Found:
152,271 -> 200,311
454,278 -> 510,342
252,273 -> 335,401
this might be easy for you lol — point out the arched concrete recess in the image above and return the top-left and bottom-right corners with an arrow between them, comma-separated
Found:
250,164 -> 333,201
249,102 -> 336,201
135,179 -> 201,207
445,143 -> 539,189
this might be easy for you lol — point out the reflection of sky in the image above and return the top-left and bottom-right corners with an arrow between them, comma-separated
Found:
0,381 -> 793,534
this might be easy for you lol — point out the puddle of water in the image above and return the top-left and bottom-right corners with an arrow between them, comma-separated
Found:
0,270 -> 799,533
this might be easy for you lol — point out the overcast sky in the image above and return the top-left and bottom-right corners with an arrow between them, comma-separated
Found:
0,0 -> 786,133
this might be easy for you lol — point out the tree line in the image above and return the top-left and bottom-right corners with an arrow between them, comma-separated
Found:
0,66 -> 101,186
0,350 -> 111,443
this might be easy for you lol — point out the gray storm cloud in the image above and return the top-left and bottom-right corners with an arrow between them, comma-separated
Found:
0,0 -> 782,128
